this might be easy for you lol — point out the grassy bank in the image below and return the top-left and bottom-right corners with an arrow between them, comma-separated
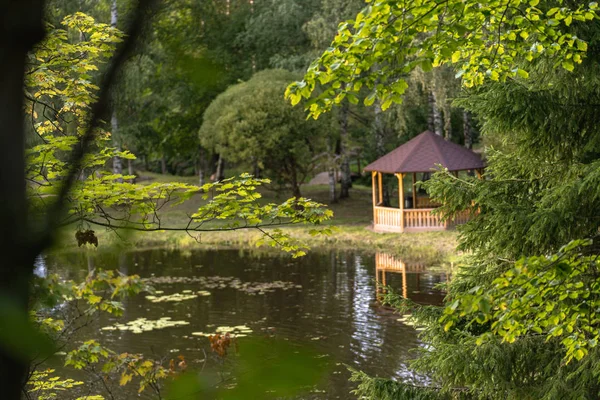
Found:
54,173 -> 459,264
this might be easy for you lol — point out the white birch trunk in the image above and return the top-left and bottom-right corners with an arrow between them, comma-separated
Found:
429,89 -> 443,136
110,0 -> 123,182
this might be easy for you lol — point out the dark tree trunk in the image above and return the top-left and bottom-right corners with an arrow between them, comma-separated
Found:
373,101 -> 390,204
197,161 -> 205,186
427,91 -> 435,132
289,161 -> 302,199
339,103 -> 351,199
373,101 -> 386,157
160,154 -> 167,174
198,164 -> 205,185
197,147 -> 205,185
326,137 -> 338,204
253,160 -> 260,178
215,154 -> 225,181
0,2 -> 46,398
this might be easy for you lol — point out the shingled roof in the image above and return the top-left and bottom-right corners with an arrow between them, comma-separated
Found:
364,130 -> 484,174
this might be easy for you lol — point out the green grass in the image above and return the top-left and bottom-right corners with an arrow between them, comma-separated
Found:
137,171 -> 375,225
53,172 -> 459,264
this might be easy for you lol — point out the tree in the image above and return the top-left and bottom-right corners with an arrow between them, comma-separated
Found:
369,45 -> 600,397
284,0 -> 600,398
0,5 -> 333,399
238,0 -> 319,71
286,0 -> 599,118
200,69 -> 330,198
303,0 -> 365,199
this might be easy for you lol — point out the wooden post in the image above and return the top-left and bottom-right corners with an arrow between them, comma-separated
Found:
396,173 -> 404,232
401,261 -> 408,299
377,172 -> 383,205
412,172 -> 417,209
371,171 -> 377,227
475,168 -> 483,179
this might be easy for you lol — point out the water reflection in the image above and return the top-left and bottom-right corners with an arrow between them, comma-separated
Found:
375,252 -> 449,305
44,248 -> 449,399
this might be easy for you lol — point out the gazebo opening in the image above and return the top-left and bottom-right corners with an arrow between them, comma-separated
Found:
364,131 -> 484,233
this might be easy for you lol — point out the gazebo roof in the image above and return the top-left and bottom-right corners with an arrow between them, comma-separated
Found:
364,130 -> 484,174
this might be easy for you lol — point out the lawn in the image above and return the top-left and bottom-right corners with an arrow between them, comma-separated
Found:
54,172 -> 459,264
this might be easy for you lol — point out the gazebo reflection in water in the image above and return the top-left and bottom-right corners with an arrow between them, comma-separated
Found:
375,252 -> 450,305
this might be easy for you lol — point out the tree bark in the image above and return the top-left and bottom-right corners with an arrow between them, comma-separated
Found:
127,158 -> 135,183
198,163 -> 205,185
373,100 -> 386,157
215,154 -> 225,181
326,135 -> 338,203
253,160 -> 261,178
111,112 -> 123,182
0,1 -> 46,397
197,152 -> 205,186
463,110 -> 473,149
373,100 -> 390,205
160,154 -> 167,174
110,0 -> 123,183
288,160 -> 302,199
328,168 -> 337,204
339,103 -> 351,199
443,103 -> 452,141
428,89 -> 443,136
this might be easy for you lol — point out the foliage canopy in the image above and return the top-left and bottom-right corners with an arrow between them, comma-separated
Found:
287,0 -> 600,117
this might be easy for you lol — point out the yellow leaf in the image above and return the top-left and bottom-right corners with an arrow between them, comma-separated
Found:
119,373 -> 132,386
451,51 -> 461,63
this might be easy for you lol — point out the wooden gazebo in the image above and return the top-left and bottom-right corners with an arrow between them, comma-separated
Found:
364,131 -> 484,233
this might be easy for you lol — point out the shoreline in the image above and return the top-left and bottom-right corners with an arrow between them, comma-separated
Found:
51,224 -> 459,265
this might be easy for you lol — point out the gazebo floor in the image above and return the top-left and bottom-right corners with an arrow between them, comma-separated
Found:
373,206 -> 470,233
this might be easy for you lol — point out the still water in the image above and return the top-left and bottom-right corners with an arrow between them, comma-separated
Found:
43,248 -> 449,399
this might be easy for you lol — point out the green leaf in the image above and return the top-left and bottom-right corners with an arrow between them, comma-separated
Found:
444,320 -> 454,331
562,60 -> 575,71
364,91 -> 377,106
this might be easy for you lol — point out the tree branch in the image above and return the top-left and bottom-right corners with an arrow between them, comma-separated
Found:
34,0 -> 157,254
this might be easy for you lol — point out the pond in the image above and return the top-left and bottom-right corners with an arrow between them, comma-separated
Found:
42,248 -> 450,399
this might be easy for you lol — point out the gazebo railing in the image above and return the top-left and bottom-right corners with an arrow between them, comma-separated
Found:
404,208 -> 445,230
373,206 -> 403,231
373,206 -> 472,232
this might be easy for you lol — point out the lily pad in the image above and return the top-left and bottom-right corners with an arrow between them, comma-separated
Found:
145,293 -> 199,303
143,275 -> 300,294
101,317 -> 189,334
191,324 -> 253,338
